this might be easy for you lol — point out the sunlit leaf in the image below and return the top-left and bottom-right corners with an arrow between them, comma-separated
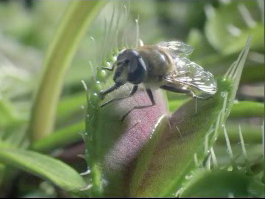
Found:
0,147 -> 88,196
32,122 -> 84,152
205,1 -> 263,54
180,169 -> 264,197
29,0 -> 106,141
169,100 -> 263,118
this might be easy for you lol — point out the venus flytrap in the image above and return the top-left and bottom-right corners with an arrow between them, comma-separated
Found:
128,38 -> 252,197
81,4 -> 169,197
180,121 -> 264,197
179,37 -> 264,197
0,1 -> 262,198
80,2 -> 259,197
81,5 -> 128,196
81,3 -> 258,197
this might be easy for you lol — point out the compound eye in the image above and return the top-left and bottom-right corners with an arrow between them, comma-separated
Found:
128,56 -> 147,84
117,59 -> 129,66
124,59 -> 129,64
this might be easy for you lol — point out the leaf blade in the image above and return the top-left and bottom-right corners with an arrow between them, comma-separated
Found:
0,146 -> 88,196
28,1 -> 106,141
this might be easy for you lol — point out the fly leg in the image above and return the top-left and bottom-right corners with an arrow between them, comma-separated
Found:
101,85 -> 138,107
160,85 -> 209,100
102,66 -> 114,71
100,83 -> 121,100
189,92 -> 213,100
161,85 -> 201,114
121,88 -> 155,121
102,62 -> 116,71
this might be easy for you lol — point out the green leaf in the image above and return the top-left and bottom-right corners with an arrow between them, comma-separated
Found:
0,97 -> 23,126
205,1 -> 263,54
229,101 -> 264,118
169,100 -> 264,118
168,99 -> 186,112
56,92 -> 86,125
129,38 -> 251,197
32,121 -> 84,152
217,122 -> 262,145
0,146 -> 88,196
28,1 -> 106,141
180,169 -> 264,197
187,28 -> 217,60
222,24 -> 263,55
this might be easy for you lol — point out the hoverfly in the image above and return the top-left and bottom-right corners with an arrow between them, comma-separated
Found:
100,41 -> 217,119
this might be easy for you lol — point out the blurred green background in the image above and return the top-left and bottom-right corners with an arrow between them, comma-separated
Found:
0,0 -> 263,197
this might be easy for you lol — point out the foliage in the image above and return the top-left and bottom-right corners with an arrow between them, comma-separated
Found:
0,0 -> 263,197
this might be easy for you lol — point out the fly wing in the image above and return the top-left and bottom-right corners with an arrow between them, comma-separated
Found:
157,41 -> 194,57
164,57 -> 217,97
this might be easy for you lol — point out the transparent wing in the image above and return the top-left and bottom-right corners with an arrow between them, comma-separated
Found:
157,41 -> 194,57
165,57 -> 217,96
